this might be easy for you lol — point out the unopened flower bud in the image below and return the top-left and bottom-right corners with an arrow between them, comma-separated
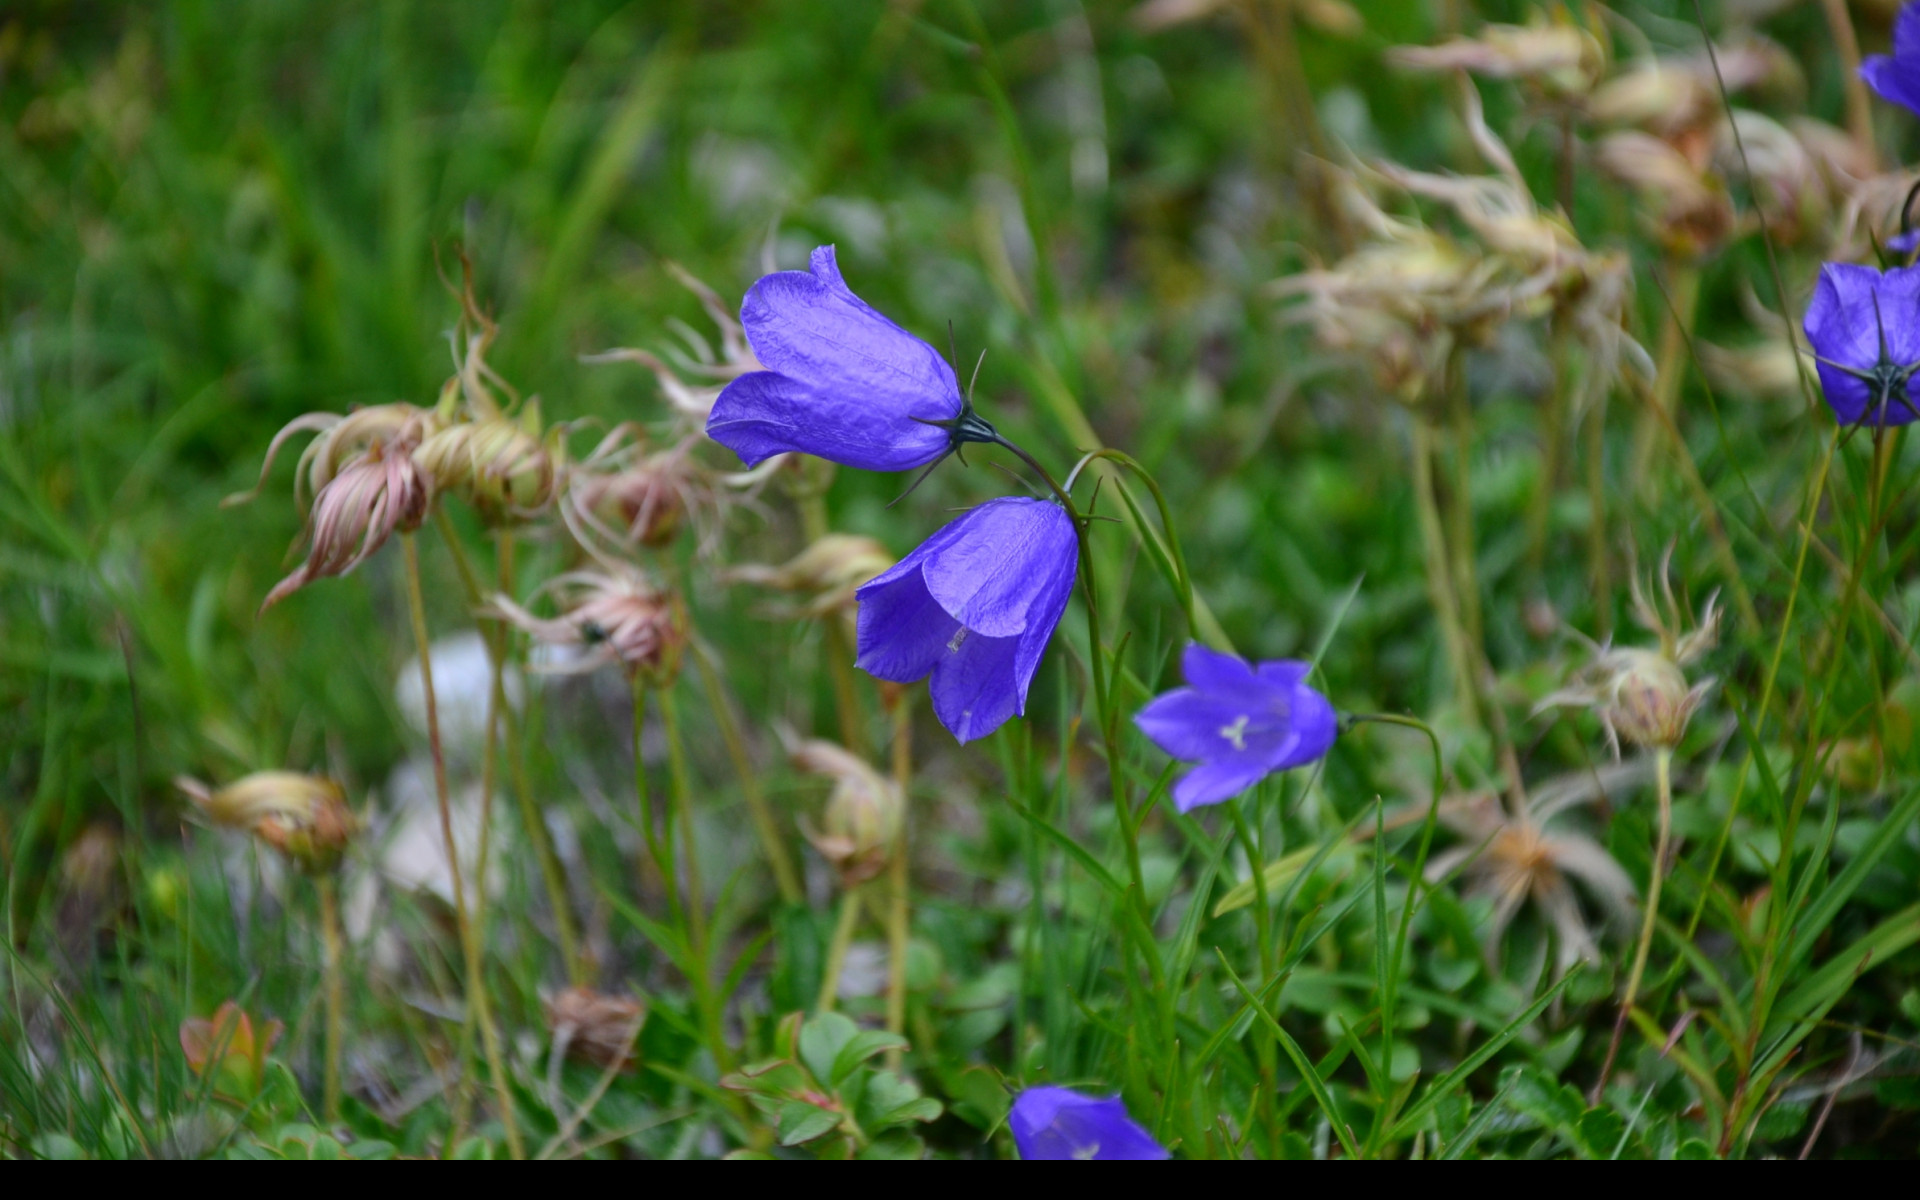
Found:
1602,649 -> 1710,750
176,771 -> 361,872
413,411 -> 557,522
790,739 -> 902,888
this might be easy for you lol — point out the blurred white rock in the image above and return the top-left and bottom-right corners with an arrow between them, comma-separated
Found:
394,632 -> 523,767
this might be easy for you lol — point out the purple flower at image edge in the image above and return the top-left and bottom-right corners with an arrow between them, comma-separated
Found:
1862,2 -> 1920,116
855,497 -> 1076,744
705,245 -> 961,472
1134,644 -> 1338,812
1890,229 -> 1920,256
1009,1087 -> 1169,1161
1802,262 -> 1920,427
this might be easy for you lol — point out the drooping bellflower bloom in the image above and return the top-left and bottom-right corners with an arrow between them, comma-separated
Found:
707,245 -> 997,472
1134,644 -> 1337,812
1863,3 -> 1920,117
1802,262 -> 1920,427
1008,1087 -> 1168,1161
855,497 -> 1076,744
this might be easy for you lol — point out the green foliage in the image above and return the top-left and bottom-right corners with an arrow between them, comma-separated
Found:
5,0 -> 1920,1163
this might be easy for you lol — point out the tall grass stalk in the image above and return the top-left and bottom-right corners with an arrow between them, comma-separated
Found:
1595,745 -> 1674,1099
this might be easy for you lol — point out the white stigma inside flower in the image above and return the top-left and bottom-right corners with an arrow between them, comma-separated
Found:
947,627 -> 970,653
1073,1142 -> 1100,1160
1219,714 -> 1250,751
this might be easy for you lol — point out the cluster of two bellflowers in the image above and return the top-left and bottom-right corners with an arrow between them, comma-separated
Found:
703,247 -> 1338,1157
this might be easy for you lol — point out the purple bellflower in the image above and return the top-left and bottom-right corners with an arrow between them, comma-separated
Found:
1803,262 -> 1920,427
706,245 -> 1000,478
855,497 -> 1076,744
1863,3 -> 1920,117
1134,644 -> 1337,812
1009,1087 -> 1168,1160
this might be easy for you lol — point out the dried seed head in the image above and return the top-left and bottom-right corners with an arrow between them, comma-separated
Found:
543,987 -> 645,1070
176,771 -> 360,872
582,264 -> 761,425
790,738 -> 903,888
227,402 -> 442,514
1595,131 -> 1735,259
723,534 -> 895,618
489,569 -> 684,681
1538,552 -> 1719,754
412,410 -> 559,523
563,430 -> 692,550
1390,21 -> 1606,103
260,434 -> 433,613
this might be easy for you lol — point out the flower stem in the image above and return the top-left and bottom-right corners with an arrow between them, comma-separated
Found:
433,511 -> 585,988
401,532 -> 523,1158
660,683 -> 729,1072
1586,388 -> 1614,640
816,888 -> 861,1014
692,641 -> 803,906
630,679 -> 681,928
318,874 -> 344,1125
1594,745 -> 1673,1101
798,488 -> 869,756
1410,412 -> 1480,726
884,691 -> 913,1069
1820,0 -> 1878,172
1629,261 -> 1700,495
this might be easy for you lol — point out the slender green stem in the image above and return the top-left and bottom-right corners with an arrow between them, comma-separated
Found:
1586,388 -> 1614,640
1630,261 -> 1700,494
1409,412 -> 1480,725
660,683 -> 728,1072
1689,430 -> 1835,936
318,875 -> 344,1125
797,488 -> 868,755
402,532 -> 523,1158
817,888 -> 861,1014
693,642 -> 803,905
1595,746 -> 1673,1100
1444,355 -> 1485,661
630,679 -> 680,928
434,511 -> 584,986
884,693 -> 913,1068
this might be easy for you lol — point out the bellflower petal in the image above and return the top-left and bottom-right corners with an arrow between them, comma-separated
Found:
1803,262 -> 1920,426
1863,3 -> 1920,117
706,245 -> 960,471
1173,759 -> 1280,812
1009,1086 -> 1169,1161
855,497 -> 1077,744
1134,645 -> 1338,812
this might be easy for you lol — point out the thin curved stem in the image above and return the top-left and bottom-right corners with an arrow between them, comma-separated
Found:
318,875 -> 344,1125
884,693 -> 913,1068
817,888 -> 861,1014
1595,746 -> 1673,1101
403,532 -> 523,1158
693,641 -> 803,906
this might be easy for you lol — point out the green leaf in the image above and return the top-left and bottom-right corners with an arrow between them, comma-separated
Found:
776,1099 -> 843,1147
1575,1108 -> 1627,1160
1675,1137 -> 1715,1160
830,1030 -> 909,1088
1388,968 -> 1581,1142
858,1132 -> 928,1160
1216,950 -> 1362,1160
798,1012 -> 860,1086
